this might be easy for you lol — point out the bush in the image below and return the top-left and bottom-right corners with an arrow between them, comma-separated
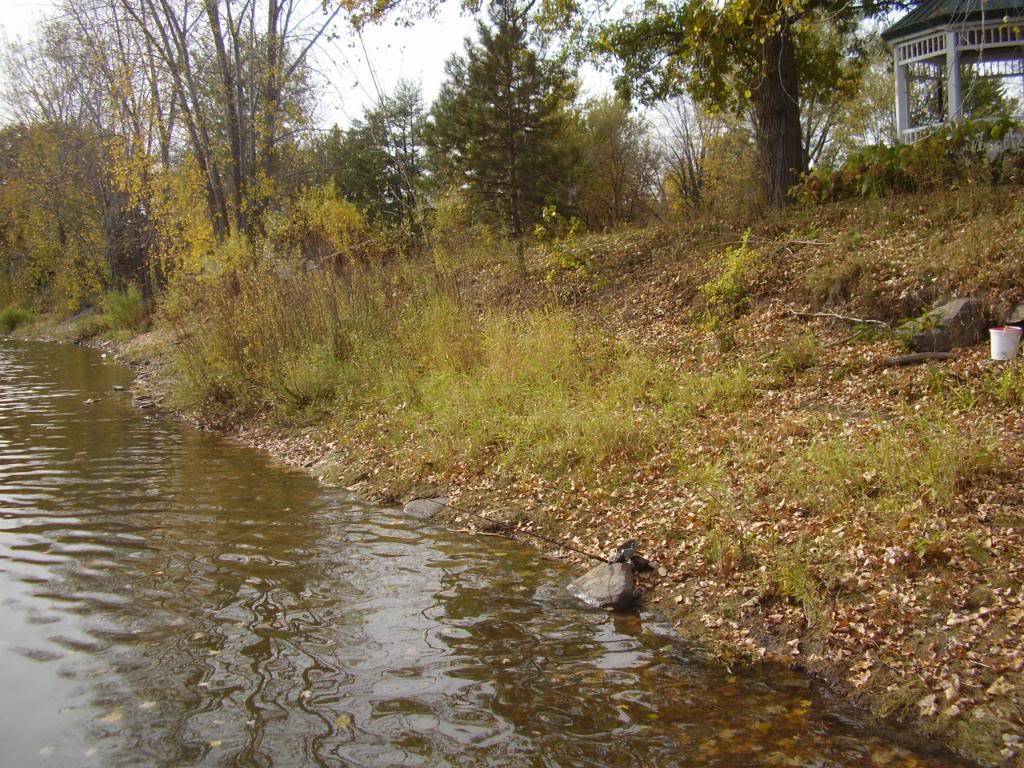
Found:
266,184 -> 370,265
700,231 -> 759,349
102,285 -> 147,333
0,306 -> 34,333
794,118 -> 1024,204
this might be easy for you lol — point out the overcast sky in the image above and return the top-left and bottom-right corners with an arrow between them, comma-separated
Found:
0,0 -> 612,127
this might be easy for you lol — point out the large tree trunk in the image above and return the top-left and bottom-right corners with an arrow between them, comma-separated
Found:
752,22 -> 804,207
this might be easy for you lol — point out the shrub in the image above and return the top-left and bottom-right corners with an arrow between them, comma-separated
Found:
794,118 -> 1023,204
701,231 -> 759,348
266,184 -> 370,265
0,306 -> 34,333
102,285 -> 147,333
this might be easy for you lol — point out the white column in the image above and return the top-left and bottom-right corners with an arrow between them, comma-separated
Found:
946,30 -> 963,121
895,56 -> 911,141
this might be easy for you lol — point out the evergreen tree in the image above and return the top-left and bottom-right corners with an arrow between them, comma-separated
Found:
425,0 -> 576,240
325,81 -> 427,232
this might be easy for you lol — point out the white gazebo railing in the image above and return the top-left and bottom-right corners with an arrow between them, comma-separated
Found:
884,2 -> 1024,143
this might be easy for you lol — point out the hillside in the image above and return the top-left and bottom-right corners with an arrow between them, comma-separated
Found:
27,186 -> 1024,766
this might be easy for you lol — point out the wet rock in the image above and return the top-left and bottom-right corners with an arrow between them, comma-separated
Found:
568,562 -> 635,611
402,497 -> 449,519
899,297 -> 987,353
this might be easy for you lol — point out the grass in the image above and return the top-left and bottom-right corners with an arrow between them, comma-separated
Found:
776,416 -> 998,523
168,259 -> 766,481
81,189 -> 1024,767
0,306 -> 34,333
767,333 -> 822,382
102,285 -> 147,334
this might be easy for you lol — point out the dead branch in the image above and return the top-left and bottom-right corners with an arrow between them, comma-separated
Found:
789,310 -> 889,328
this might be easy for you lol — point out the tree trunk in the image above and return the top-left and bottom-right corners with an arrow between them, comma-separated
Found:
751,22 -> 804,207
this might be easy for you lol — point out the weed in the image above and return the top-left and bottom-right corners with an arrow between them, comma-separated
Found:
768,333 -> 822,382
702,231 -> 758,320
771,547 -> 823,621
103,285 -> 147,333
0,306 -> 34,333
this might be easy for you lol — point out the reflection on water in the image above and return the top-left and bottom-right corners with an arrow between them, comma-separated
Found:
0,339 -> 964,767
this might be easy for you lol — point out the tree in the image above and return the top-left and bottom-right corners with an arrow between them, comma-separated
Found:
657,94 -> 730,210
1,16 -> 152,296
797,16 -> 866,169
325,81 -> 427,232
99,0 -> 339,236
574,97 -> 661,228
598,0 -> 885,205
425,0 -> 577,240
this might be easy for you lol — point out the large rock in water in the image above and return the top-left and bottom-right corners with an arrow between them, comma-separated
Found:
402,497 -> 448,519
568,562 -> 636,611
901,297 -> 987,353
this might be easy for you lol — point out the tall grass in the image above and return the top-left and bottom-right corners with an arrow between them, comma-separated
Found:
168,259 -> 758,476
103,285 -> 147,333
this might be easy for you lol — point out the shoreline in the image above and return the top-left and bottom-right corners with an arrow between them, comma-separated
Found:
9,191 -> 1024,767
9,323 -> 1004,767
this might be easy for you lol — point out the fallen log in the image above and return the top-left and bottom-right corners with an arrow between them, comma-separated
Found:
876,352 -> 955,368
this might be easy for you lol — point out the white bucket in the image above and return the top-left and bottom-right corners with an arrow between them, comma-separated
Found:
990,326 -> 1023,360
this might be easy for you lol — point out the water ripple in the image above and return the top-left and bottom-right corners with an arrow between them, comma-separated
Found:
0,339 -> 966,768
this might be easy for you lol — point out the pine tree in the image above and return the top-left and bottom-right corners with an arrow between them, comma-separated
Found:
425,0 -> 576,240
326,81 -> 426,232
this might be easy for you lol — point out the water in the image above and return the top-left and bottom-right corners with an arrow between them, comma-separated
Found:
0,338 -> 964,767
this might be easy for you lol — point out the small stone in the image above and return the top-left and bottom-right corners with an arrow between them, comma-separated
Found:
112,384 -> 125,391
568,562 -> 636,611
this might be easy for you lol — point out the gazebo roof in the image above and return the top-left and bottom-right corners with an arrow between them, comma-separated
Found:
882,0 -> 1024,42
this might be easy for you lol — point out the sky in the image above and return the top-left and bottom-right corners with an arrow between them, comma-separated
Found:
0,0 -> 613,128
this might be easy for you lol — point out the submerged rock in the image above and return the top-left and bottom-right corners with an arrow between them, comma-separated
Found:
568,562 -> 636,611
900,297 -> 987,353
402,497 -> 449,519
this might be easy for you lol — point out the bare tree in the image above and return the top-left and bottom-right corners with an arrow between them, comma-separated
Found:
107,0 -> 342,235
657,94 -> 728,210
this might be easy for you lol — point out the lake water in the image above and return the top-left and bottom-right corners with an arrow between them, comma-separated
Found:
0,339 -> 964,767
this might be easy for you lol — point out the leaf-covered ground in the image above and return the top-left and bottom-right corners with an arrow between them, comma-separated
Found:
98,187 -> 1024,767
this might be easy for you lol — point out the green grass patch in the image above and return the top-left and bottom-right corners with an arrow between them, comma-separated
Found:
102,285 -> 147,334
776,416 -> 998,522
0,306 -> 34,333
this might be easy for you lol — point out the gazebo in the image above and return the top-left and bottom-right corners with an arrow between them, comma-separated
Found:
882,0 -> 1024,142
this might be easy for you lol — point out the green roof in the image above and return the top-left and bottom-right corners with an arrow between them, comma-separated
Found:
882,0 -> 1024,42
